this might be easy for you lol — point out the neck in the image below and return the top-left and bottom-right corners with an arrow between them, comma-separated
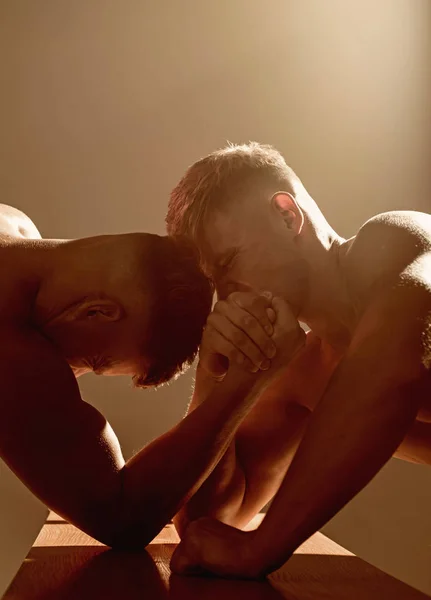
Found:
3,235 -> 115,324
0,237 -> 70,323
297,227 -> 355,350
2,237 -> 67,285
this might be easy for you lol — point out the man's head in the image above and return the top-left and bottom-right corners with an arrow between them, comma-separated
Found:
166,142 -> 337,315
36,234 -> 213,387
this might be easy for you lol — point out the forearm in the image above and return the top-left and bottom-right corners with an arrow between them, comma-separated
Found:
114,366 -> 264,548
172,366 -> 251,535
252,361 -> 425,573
173,440 -> 247,537
172,369 -> 290,534
174,372 -> 312,535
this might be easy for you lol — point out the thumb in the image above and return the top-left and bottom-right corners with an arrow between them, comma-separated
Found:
170,545 -> 195,575
171,541 -> 207,576
200,352 -> 228,381
271,296 -> 297,327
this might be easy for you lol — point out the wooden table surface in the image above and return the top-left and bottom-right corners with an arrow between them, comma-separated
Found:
4,512 -> 429,600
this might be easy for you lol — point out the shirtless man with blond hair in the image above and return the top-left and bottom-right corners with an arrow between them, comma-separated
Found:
166,142 -> 431,578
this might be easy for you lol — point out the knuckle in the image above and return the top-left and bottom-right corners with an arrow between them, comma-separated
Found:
206,312 -> 217,326
228,291 -> 241,303
203,322 -> 215,337
232,330 -> 246,346
247,359 -> 259,373
214,300 -> 227,313
251,301 -> 266,317
229,349 -> 241,363
241,341 -> 260,362
266,341 -> 276,355
252,348 -> 264,363
250,295 -> 262,308
241,314 -> 254,329
253,293 -> 264,304
230,291 -> 251,307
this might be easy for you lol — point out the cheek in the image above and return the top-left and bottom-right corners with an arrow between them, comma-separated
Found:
231,263 -> 284,296
51,323 -> 108,361
44,323 -> 83,358
215,273 -> 262,300
232,261 -> 268,285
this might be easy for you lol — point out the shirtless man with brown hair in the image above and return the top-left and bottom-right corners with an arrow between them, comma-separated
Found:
0,202 -> 303,548
166,142 -> 431,578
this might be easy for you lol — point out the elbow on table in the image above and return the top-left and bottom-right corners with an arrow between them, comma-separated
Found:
80,505 -> 167,550
97,521 -> 162,551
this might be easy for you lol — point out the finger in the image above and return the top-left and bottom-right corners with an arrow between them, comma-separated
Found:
266,307 -> 276,324
213,304 -> 276,362
201,325 -> 258,373
229,292 -> 274,336
207,312 -> 271,370
272,297 -> 306,348
200,349 -> 228,381
271,297 -> 298,328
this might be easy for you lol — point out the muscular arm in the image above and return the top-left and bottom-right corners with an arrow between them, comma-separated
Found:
174,337 -> 329,534
251,277 -> 431,574
173,366 -> 249,535
0,326 -> 265,550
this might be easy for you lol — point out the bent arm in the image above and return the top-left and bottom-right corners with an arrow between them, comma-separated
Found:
0,328 -> 265,549
173,366 -> 311,535
250,282 -> 431,574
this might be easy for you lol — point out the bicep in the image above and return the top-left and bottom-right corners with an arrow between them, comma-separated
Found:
0,329 -> 125,539
350,275 -> 431,378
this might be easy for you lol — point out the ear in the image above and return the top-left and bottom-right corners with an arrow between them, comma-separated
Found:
271,192 -> 304,236
57,298 -> 124,323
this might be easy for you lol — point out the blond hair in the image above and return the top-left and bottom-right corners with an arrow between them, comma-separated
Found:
166,142 -> 302,242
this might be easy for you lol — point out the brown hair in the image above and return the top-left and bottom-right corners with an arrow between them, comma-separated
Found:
134,235 -> 213,388
166,142 -> 300,244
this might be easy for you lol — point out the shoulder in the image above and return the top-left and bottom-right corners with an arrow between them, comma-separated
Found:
354,210 -> 431,246
342,211 -> 431,302
0,204 -> 41,240
342,214 -> 431,369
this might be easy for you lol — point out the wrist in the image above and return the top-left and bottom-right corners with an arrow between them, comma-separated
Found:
249,525 -> 295,576
236,529 -> 281,578
250,364 -> 286,396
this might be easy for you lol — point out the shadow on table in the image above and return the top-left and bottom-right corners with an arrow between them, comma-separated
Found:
4,544 -> 428,600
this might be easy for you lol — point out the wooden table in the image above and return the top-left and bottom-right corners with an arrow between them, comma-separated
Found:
4,512 -> 429,600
